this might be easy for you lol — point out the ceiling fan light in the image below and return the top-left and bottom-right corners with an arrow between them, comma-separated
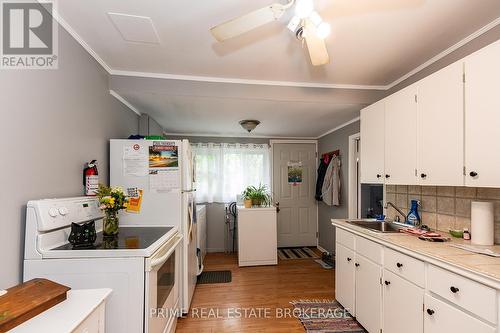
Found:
295,0 -> 314,18
316,22 -> 331,39
309,11 -> 322,26
239,120 -> 261,133
287,15 -> 301,32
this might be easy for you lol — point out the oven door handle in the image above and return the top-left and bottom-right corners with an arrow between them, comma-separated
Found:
147,235 -> 182,272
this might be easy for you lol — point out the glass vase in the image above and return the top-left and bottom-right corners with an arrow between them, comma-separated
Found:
103,210 -> 119,237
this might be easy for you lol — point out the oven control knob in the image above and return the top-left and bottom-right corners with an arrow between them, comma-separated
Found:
48,208 -> 58,218
59,207 -> 69,216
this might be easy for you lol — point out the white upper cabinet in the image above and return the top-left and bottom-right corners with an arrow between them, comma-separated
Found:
384,84 -> 418,185
417,61 -> 464,186
464,40 -> 500,187
360,100 -> 385,184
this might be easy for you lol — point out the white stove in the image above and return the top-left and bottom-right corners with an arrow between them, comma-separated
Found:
23,197 -> 182,333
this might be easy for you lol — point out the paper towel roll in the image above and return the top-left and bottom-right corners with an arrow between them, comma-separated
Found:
471,201 -> 495,246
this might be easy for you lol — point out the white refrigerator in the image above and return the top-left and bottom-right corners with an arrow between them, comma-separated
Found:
110,139 -> 198,314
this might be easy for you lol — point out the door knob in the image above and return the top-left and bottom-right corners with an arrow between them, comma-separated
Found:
384,280 -> 391,286
469,171 -> 478,177
385,174 -> 390,178
426,309 -> 435,316
347,257 -> 352,262
355,263 -> 360,267
376,174 -> 382,179
450,286 -> 460,293
420,173 -> 427,179
396,262 -> 403,268
275,202 -> 280,213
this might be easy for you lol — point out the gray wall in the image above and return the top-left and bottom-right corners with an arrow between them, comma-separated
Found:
139,114 -> 164,136
0,27 -> 139,289
167,135 -> 270,252
317,121 -> 360,253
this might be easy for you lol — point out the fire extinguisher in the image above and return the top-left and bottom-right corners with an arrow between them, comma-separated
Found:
83,160 -> 99,196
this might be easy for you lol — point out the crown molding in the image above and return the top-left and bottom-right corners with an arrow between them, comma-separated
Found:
386,16 -> 500,89
53,9 -> 500,94
109,90 -> 141,116
110,69 -> 387,90
316,117 -> 360,139
162,132 -> 317,140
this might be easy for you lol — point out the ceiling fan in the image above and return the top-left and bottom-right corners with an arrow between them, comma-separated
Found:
210,0 -> 331,66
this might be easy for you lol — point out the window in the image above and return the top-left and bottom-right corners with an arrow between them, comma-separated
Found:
192,143 -> 270,203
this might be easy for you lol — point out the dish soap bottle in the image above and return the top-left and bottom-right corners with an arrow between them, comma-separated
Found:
407,200 -> 421,226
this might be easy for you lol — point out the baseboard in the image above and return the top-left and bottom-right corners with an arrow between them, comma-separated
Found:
206,248 -> 226,253
317,245 -> 328,254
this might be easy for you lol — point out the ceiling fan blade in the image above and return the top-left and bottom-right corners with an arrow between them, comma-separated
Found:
210,3 -> 287,42
303,20 -> 330,66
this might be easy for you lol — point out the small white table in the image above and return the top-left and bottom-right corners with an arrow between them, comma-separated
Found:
9,289 -> 112,333
237,206 -> 278,267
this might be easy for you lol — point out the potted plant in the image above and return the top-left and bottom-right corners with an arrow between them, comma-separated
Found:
242,184 -> 273,208
96,184 -> 129,237
242,187 -> 253,208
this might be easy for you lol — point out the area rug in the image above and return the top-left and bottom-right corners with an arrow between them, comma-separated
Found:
291,300 -> 366,333
278,247 -> 320,260
197,270 -> 232,284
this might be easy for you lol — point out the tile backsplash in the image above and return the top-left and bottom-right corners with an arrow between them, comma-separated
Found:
385,185 -> 500,244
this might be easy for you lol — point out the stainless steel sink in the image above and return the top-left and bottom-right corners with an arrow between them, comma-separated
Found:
345,219 -> 410,233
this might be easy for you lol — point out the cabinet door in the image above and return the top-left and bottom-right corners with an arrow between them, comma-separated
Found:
424,294 -> 495,333
464,40 -> 500,187
355,254 -> 381,333
385,84 -> 418,185
417,61 -> 464,186
335,243 -> 356,315
383,270 -> 423,333
360,100 -> 385,184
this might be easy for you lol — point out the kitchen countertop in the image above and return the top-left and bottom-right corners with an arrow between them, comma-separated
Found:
332,219 -> 500,289
9,288 -> 112,333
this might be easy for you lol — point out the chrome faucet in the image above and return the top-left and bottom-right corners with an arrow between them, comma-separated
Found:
384,201 -> 406,223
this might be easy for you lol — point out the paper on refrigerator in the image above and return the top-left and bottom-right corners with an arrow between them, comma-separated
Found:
123,143 -> 148,176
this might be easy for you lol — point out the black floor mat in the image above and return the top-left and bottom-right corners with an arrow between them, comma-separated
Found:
197,270 -> 232,284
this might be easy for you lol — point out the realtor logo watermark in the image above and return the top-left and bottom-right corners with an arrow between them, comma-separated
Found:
1,0 -> 58,69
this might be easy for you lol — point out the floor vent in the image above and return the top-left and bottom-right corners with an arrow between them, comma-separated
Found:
197,270 -> 232,284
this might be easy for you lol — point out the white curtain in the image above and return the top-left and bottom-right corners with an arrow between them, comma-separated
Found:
192,143 -> 271,203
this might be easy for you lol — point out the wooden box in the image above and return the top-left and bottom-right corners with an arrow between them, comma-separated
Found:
0,279 -> 70,332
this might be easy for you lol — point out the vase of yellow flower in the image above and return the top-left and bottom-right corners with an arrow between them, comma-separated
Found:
96,184 -> 129,237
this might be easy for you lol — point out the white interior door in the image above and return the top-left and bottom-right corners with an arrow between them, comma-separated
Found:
272,142 -> 317,247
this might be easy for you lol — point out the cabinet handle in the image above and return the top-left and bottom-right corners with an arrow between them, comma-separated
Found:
450,286 -> 460,293
376,174 -> 382,179
469,171 -> 478,177
347,257 -> 352,262
396,262 -> 403,268
420,173 -> 427,179
426,309 -> 435,316
385,174 -> 390,178
384,280 -> 391,286
355,263 -> 360,267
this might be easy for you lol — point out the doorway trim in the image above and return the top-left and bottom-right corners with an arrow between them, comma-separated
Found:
269,139 -> 319,247
348,133 -> 361,219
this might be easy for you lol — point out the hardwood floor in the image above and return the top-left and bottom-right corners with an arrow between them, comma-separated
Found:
176,253 -> 335,333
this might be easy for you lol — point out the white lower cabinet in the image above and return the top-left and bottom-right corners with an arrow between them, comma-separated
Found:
383,270 -> 423,333
424,294 -> 495,333
334,227 -> 499,333
335,243 -> 356,316
355,254 -> 382,333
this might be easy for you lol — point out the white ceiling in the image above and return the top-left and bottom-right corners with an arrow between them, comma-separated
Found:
56,0 -> 500,137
